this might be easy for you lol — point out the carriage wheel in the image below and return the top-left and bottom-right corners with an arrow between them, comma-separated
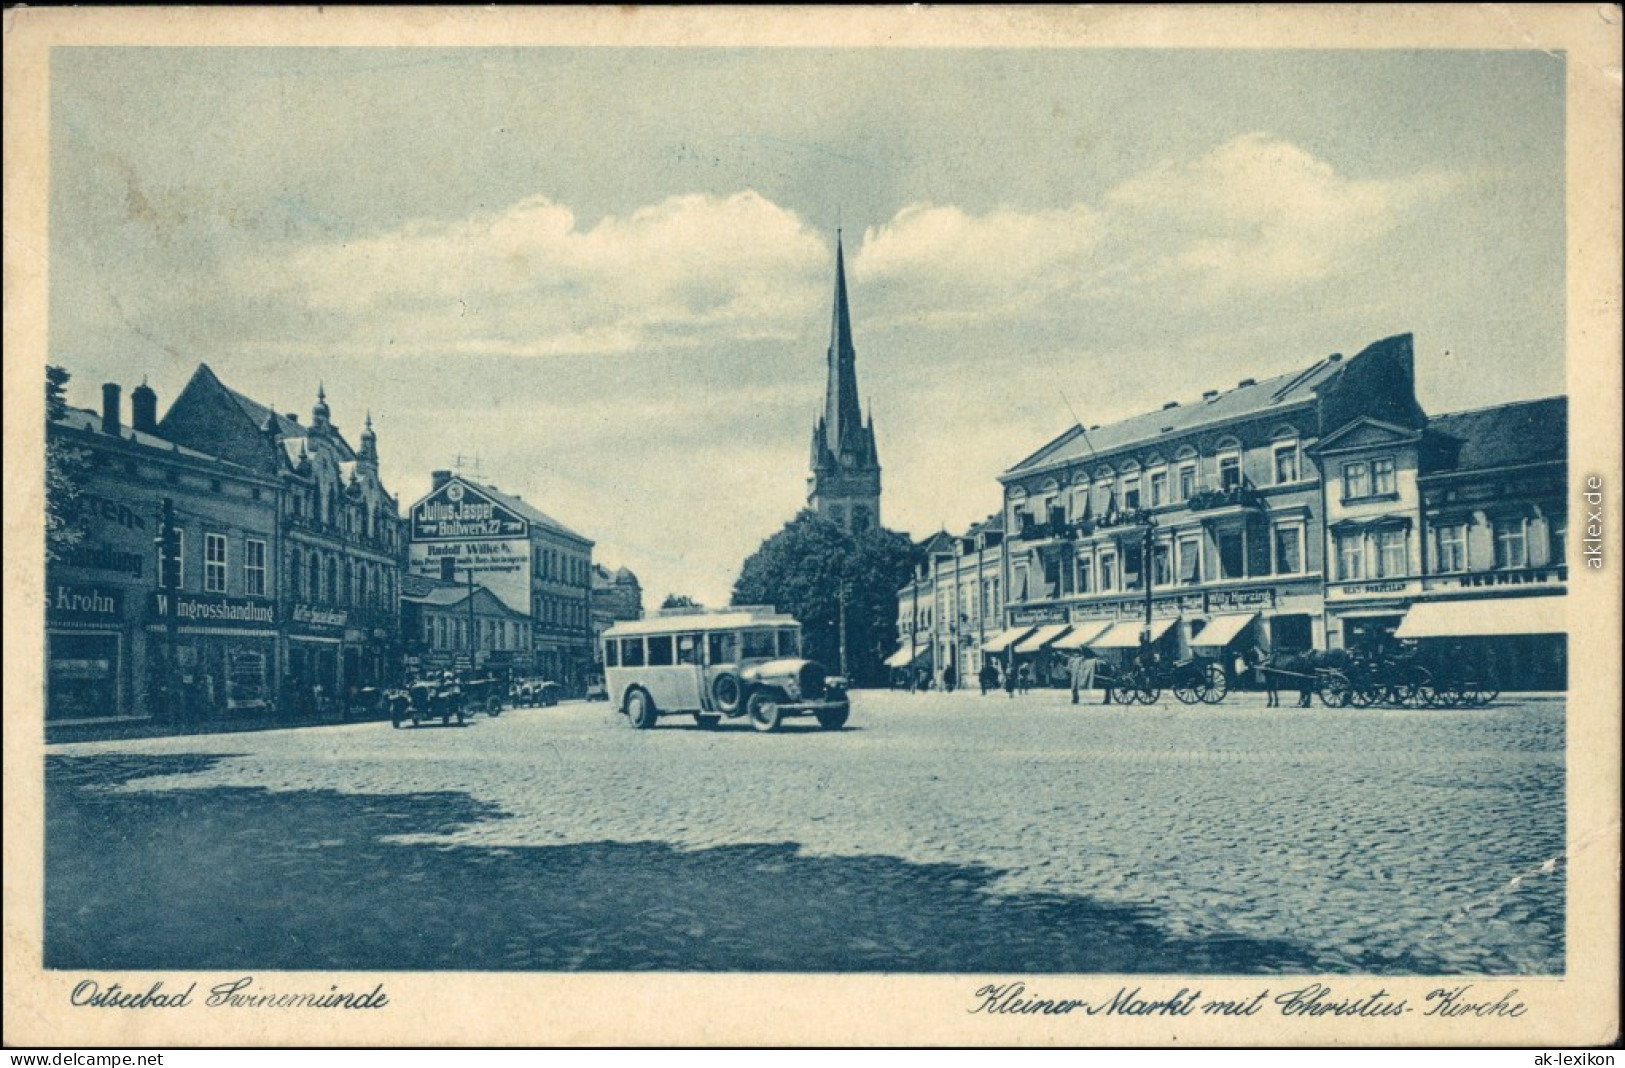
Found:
1173,677 -> 1201,704
1396,666 -> 1431,708
1199,663 -> 1228,705
1135,681 -> 1161,705
1319,670 -> 1352,708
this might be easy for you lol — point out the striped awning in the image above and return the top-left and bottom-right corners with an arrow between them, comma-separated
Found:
1013,623 -> 1071,655
1190,613 -> 1258,649
981,626 -> 1034,654
1089,617 -> 1178,649
1052,621 -> 1113,651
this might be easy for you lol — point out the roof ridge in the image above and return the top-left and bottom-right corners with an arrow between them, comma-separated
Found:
1428,394 -> 1567,420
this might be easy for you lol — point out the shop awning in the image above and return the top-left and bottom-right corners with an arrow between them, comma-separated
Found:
1191,613 -> 1258,649
981,626 -> 1034,654
884,645 -> 923,669
1052,622 -> 1113,651
1089,617 -> 1178,649
1395,597 -> 1565,639
1013,623 -> 1071,655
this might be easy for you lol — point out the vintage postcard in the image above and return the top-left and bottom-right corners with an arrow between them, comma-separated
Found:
4,5 -> 1620,1049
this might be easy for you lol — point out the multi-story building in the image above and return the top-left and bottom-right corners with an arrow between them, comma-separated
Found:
996,334 -> 1432,670
407,471 -> 595,689
889,518 -> 1006,687
159,367 -> 407,702
1399,397 -> 1567,688
590,564 -> 644,657
399,572 -> 534,676
46,378 -> 282,724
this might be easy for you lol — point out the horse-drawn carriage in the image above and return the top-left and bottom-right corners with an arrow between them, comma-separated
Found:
1252,649 -> 1353,708
1094,654 -> 1229,705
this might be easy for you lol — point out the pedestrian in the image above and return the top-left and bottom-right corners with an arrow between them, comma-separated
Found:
1017,661 -> 1033,695
979,661 -> 997,696
1069,650 -> 1099,705
943,663 -> 957,693
1003,659 -> 1017,699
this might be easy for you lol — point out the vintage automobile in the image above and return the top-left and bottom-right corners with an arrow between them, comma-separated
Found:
393,676 -> 466,728
510,677 -> 561,708
462,676 -> 506,717
601,607 -> 849,732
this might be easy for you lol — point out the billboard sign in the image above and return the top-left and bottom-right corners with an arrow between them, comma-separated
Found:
410,480 -> 529,542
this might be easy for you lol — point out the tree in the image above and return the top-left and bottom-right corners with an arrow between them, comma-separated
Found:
46,365 -> 91,564
731,511 -> 921,686
660,593 -> 702,610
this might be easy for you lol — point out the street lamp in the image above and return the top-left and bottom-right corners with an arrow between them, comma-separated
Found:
1138,513 -> 1157,651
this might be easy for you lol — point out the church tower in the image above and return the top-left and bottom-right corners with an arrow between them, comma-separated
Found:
808,231 -> 882,534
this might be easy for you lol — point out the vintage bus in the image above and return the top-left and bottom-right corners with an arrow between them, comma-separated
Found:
601,607 -> 849,732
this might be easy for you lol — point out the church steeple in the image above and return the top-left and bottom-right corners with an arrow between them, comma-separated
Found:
808,230 -> 882,534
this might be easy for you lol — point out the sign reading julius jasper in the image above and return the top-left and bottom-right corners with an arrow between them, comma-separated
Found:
408,479 -> 533,613
410,480 -> 529,541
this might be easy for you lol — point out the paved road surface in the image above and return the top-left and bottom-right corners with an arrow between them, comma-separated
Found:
45,689 -> 1564,973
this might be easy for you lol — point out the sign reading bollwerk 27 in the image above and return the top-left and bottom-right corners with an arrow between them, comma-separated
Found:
409,480 -> 529,542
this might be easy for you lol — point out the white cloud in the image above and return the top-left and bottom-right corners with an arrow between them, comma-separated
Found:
851,133 -> 1454,321
242,191 -> 828,357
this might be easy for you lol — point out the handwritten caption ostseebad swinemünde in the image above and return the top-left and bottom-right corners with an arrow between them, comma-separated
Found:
70,977 -> 388,1010
970,982 -> 1528,1019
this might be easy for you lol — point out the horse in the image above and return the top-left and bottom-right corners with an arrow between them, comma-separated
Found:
1257,648 -> 1333,708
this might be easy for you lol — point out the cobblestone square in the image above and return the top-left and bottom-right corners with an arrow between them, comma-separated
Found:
46,690 -> 1564,974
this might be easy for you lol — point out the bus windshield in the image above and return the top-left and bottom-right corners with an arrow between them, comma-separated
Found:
741,629 -> 778,659
777,628 -> 801,657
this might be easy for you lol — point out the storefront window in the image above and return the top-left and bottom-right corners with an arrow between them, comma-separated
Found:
1436,524 -> 1468,573
1272,524 -> 1304,575
1493,517 -> 1528,569
1342,461 -> 1371,500
245,538 -> 267,597
204,533 -> 227,593
1217,528 -> 1245,580
1376,527 -> 1408,578
1337,531 -> 1365,581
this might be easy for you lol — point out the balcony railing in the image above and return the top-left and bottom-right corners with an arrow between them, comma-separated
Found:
1186,484 -> 1264,512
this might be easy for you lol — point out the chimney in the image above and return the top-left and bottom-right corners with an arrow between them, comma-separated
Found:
286,412 -> 300,424
1237,378 -> 1256,388
101,383 -> 122,436
130,380 -> 158,434
432,469 -> 453,490
1202,389 -> 1220,402
1162,401 -> 1180,410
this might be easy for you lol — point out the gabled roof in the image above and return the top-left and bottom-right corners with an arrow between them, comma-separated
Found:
918,530 -> 955,556
1422,396 -> 1567,476
53,406 -> 264,474
458,477 -> 592,545
198,362 -> 358,461
1313,416 -> 1423,454
1003,347 -> 1356,478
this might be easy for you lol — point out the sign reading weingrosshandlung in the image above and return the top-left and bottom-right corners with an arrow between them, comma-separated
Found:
410,481 -> 528,542
150,592 -> 277,628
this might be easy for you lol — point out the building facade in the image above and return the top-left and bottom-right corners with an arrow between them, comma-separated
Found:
400,572 -> 534,677
807,232 -> 882,535
407,472 -> 595,689
590,564 -> 644,658
47,380 -> 282,723
160,367 -> 407,704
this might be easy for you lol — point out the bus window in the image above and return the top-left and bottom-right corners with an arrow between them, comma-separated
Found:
742,630 -> 777,659
777,628 -> 801,657
708,632 -> 739,665
604,640 -> 619,668
648,635 -> 674,666
622,638 -> 645,667
677,633 -> 701,665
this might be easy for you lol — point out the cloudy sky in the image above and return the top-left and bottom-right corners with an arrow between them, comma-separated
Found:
50,47 -> 1565,605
